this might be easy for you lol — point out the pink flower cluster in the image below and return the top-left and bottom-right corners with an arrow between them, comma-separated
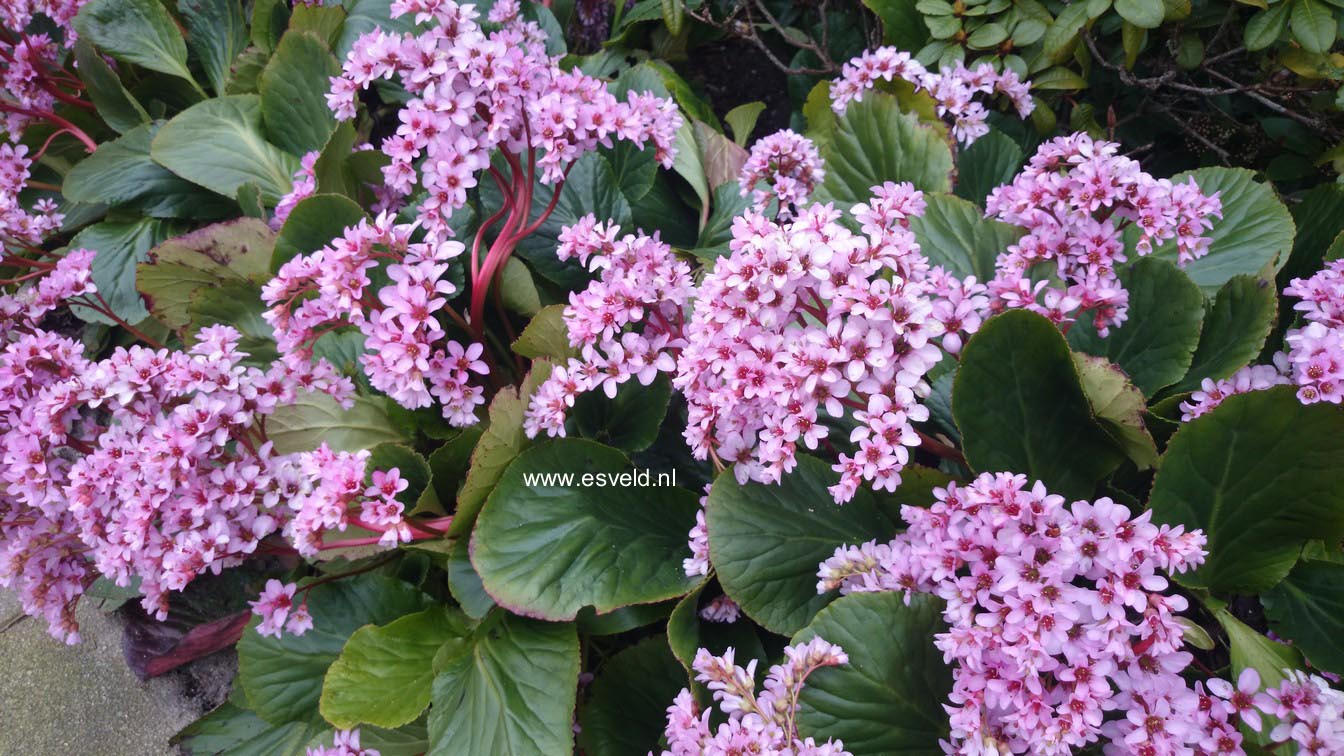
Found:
830,47 -> 1033,144
675,187 -> 981,502
249,579 -> 312,638
1,0 -> 88,137
1178,360 -> 1288,421
817,472 -> 1209,753
0,143 -> 63,247
659,637 -> 852,755
262,212 -> 488,424
739,129 -> 825,219
327,0 -> 680,239
1283,259 -> 1344,405
272,150 -> 320,230
523,214 -> 692,438
307,729 -> 380,756
984,134 -> 1222,335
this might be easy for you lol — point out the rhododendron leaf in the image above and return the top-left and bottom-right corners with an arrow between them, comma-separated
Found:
793,592 -> 951,755
471,439 -> 699,620
1143,167 -> 1295,293
188,282 -> 279,363
1066,257 -> 1205,397
64,123 -> 235,220
691,182 -> 754,260
178,0 -> 248,96
320,605 -> 473,729
568,374 -> 673,453
173,693 -> 326,755
267,393 -> 408,454
1291,0 -> 1336,52
954,129 -> 1024,205
72,38 -> 151,134
69,218 -> 186,326
814,92 -> 954,207
1151,386 -> 1344,593
74,0 -> 201,92
337,0 -> 419,58
138,218 -> 275,331
446,537 -> 495,620
511,304 -> 578,361
151,95 -> 301,203
577,636 -> 688,756
272,194 -> 367,273
1168,273 -> 1277,395
427,612 -> 578,756
259,31 -> 341,156
953,310 -> 1126,499
1072,354 -> 1160,470
708,455 -> 909,635
863,0 -> 931,50
366,443 -> 438,515
238,575 -> 432,725
449,363 -> 553,538
1116,0 -> 1165,27
1263,559 -> 1344,675
908,193 -> 1023,280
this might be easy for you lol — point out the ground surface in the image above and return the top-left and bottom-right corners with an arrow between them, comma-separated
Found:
0,591 -> 223,756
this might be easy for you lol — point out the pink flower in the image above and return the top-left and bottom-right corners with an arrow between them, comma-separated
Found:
249,580 -> 311,639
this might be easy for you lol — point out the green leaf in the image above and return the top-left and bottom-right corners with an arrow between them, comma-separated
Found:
1292,0 -> 1336,52
290,3 -> 348,48
137,218 -> 274,331
512,153 -> 630,290
724,102 -> 767,147
259,31 -> 341,156
63,123 -> 234,219
1245,2 -> 1292,49
863,0 -> 930,50
954,130 -> 1024,205
569,375 -> 673,453
449,366 -> 552,538
74,0 -> 202,93
1066,257 -> 1205,397
814,92 -> 954,208
1169,274 -> 1277,395
69,218 -> 185,326
1030,66 -> 1090,89
577,636 -> 688,756
708,455 -> 907,635
511,304 -> 577,361
250,0 -> 289,52
1115,0 -> 1165,27
447,537 -> 495,620
499,258 -> 541,317
908,193 -> 1023,280
1215,609 -> 1304,695
428,613 -> 579,756
237,575 -> 431,724
576,601 -> 676,636
471,439 -> 700,620
793,592 -> 951,755
267,393 -> 408,454
178,0 -> 247,96
1263,559 -> 1344,674
367,443 -> 437,514
272,194 -> 367,272
321,606 -> 473,729
691,182 -> 754,260
188,281 -> 278,362
73,38 -> 150,134
1072,354 -> 1160,470
1041,2 -> 1092,64
152,95 -> 300,203
666,583 -> 768,689
174,694 -> 325,756
953,310 -> 1125,499
603,140 -> 658,205
1150,386 -> 1344,594
1148,167 -> 1295,293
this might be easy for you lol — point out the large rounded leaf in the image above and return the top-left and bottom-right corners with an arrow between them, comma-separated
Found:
74,0 -> 199,89
793,592 -> 951,755
815,91 -> 954,208
953,310 -> 1125,499
266,393 -> 408,454
68,218 -> 186,325
259,31 -> 340,156
1067,257 -> 1205,397
151,95 -> 301,203
707,455 -> 912,635
1263,559 -> 1344,675
1150,386 -> 1344,594
908,193 -> 1022,280
1148,167 -> 1294,293
427,613 -> 579,756
137,218 -> 275,331
470,439 -> 700,620
953,130 -> 1024,206
236,575 -> 431,725
63,123 -> 234,219
577,636 -> 688,756
320,605 -> 473,729
1169,273 -> 1278,395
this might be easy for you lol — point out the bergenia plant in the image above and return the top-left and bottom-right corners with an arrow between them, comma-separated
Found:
2,0 -> 1344,754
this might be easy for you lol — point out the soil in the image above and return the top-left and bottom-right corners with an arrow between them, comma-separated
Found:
679,38 -> 794,138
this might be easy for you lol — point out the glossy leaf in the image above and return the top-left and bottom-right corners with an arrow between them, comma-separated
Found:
137,218 -> 274,331
266,393 -> 408,454
69,218 -> 185,326
577,636 -> 688,756
954,130 -> 1024,206
64,123 -> 234,219
909,193 -> 1022,280
272,194 -> 367,272
259,31 -> 341,156
152,95 -> 300,203
569,374 -> 673,453
1262,559 -> 1344,675
73,38 -> 150,133
814,92 -> 954,209
74,0 -> 201,91
1170,274 -> 1277,395
178,0 -> 248,96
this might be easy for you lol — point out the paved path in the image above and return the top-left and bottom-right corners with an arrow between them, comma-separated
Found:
0,592 -> 208,756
